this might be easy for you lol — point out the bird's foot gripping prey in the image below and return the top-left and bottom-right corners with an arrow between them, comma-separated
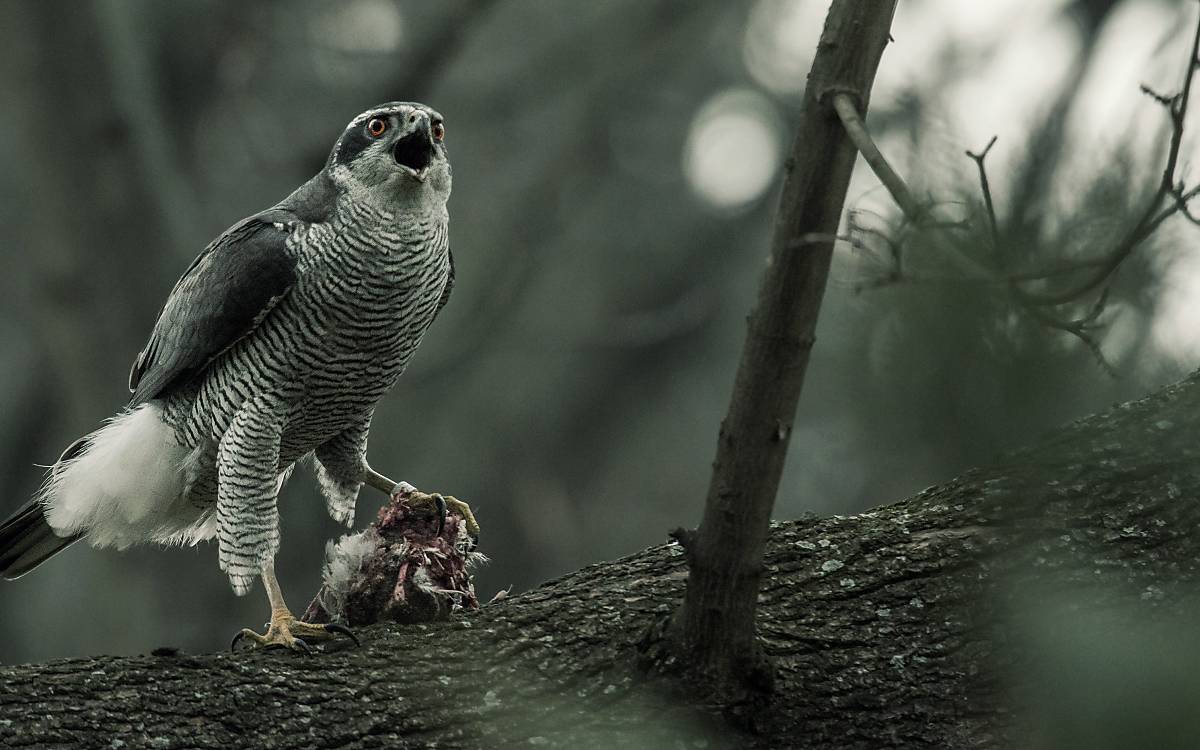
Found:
0,102 -> 469,654
386,480 -> 480,541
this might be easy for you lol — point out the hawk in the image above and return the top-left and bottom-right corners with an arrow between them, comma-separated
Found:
0,102 -> 477,651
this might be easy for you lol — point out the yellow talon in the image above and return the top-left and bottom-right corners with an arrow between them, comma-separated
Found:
441,494 -> 480,539
231,609 -> 359,652
400,489 -> 480,540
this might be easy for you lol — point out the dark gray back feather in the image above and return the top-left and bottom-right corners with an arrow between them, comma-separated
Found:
128,174 -> 339,405
128,217 -> 297,405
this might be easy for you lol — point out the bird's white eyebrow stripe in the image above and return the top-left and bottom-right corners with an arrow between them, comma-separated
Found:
347,103 -> 443,129
350,108 -> 404,126
350,105 -> 410,126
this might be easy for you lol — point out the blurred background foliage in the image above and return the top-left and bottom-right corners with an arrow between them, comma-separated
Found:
1,0 -> 1198,664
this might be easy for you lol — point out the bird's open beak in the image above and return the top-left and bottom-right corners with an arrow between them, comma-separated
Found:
393,119 -> 435,181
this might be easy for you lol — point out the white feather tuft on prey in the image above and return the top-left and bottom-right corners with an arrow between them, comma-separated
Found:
40,403 -> 209,549
317,529 -> 382,621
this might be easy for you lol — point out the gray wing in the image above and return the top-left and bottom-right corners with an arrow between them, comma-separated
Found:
127,214 -> 297,406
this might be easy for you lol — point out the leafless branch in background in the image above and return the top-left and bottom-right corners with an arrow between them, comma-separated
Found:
833,3 -> 1200,373
965,135 -> 1000,249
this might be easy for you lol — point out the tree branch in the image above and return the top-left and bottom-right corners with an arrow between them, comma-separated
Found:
831,91 -> 923,219
966,135 -> 1000,249
1009,4 -> 1200,306
6,369 -> 1200,748
836,4 -> 1200,373
660,0 -> 899,700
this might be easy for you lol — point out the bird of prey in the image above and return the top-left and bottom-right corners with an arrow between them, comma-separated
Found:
0,101 -> 477,651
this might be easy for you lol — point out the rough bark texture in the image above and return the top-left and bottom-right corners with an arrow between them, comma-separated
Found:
5,371 -> 1200,748
673,0 -> 899,694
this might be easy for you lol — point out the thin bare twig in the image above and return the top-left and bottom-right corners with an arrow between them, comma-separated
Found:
832,92 -> 924,219
1073,183 -> 1200,287
838,2 -> 1200,376
1020,286 -> 1116,376
1140,84 -> 1175,108
787,232 -> 854,250
1170,184 -> 1200,225
1014,6 -> 1200,306
832,93 -> 1000,283
1010,197 -> 1162,306
850,219 -> 902,265
965,136 -> 1000,250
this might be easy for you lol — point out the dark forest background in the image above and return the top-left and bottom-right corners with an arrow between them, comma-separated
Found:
1,0 -> 1195,664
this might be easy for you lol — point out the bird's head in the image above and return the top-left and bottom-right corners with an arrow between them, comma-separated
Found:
326,102 -> 451,209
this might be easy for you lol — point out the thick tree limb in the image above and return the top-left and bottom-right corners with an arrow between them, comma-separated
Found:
6,370 -> 1200,748
668,0 -> 898,698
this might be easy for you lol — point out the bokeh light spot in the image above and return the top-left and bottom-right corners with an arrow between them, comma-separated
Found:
683,88 -> 782,212
312,0 -> 403,53
1153,249 -> 1200,367
742,0 -> 824,95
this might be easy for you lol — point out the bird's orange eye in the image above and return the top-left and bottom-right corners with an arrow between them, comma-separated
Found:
367,118 -> 387,138
432,121 -> 445,142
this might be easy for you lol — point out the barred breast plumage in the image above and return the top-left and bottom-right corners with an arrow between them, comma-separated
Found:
167,199 -> 449,458
161,195 -> 451,584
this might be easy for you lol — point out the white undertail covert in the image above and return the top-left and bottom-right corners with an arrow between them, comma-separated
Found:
39,404 -> 209,549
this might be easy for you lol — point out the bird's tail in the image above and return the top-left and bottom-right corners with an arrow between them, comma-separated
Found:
3,404 -> 205,581
1,436 -> 88,578
0,499 -> 79,579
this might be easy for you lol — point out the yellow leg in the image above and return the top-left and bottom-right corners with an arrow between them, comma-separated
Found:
231,562 -> 358,653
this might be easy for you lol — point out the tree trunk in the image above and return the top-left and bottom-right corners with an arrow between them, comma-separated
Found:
5,370 -> 1200,748
669,0 -> 899,699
